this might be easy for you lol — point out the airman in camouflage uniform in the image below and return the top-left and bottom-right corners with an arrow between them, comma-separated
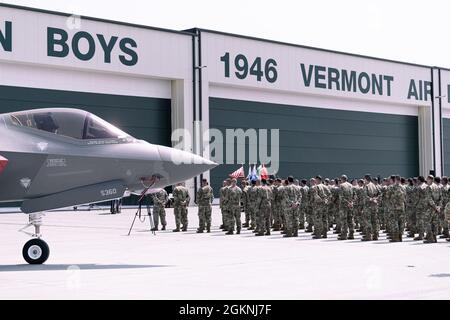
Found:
329,179 -> 340,232
256,179 -> 272,236
311,176 -> 330,239
386,175 -> 406,242
305,178 -> 316,233
337,175 -> 355,240
242,181 -> 251,228
292,179 -> 302,237
379,178 -> 390,232
196,179 -> 214,233
219,180 -> 230,230
441,176 -> 450,239
361,175 -> 381,241
423,176 -> 442,243
413,176 -> 428,241
272,179 -> 283,231
323,179 -> 332,233
247,180 -> 259,231
354,179 -> 365,233
225,179 -> 242,235
299,179 -> 309,230
281,177 -> 300,237
151,188 -> 168,231
406,178 -> 418,238
173,182 -> 190,232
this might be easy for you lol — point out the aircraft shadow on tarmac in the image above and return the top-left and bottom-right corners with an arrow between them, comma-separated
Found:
0,264 -> 173,272
430,274 -> 450,278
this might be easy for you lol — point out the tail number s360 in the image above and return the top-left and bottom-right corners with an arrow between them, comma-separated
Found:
101,188 -> 117,197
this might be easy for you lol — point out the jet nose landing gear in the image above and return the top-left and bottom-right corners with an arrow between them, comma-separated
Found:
19,213 -> 50,265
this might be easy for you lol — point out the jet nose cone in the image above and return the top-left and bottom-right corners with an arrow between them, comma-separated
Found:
156,146 -> 218,185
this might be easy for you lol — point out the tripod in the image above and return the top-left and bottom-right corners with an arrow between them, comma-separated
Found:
127,196 -> 156,236
127,176 -> 159,236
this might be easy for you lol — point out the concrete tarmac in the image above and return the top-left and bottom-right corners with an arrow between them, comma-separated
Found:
1,207 -> 450,299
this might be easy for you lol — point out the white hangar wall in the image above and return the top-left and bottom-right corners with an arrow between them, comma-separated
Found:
196,30 -> 441,192
0,4 -> 196,202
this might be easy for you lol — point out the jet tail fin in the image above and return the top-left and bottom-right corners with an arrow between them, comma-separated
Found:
21,180 -> 126,214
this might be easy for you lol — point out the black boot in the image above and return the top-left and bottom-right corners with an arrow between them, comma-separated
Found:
196,229 -> 204,234
226,231 -> 234,235
161,226 -> 166,231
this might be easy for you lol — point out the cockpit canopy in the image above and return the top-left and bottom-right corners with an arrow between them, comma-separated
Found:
9,108 -> 131,140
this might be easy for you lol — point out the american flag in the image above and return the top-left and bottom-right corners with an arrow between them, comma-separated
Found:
229,166 -> 245,179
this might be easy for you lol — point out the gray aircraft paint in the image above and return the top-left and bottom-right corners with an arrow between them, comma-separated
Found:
0,108 -> 216,213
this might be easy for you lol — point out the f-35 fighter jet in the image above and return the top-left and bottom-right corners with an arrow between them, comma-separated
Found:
0,108 -> 217,264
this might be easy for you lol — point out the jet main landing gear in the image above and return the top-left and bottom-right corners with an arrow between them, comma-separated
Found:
19,213 -> 50,265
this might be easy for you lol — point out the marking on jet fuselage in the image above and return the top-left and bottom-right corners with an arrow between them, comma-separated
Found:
46,158 -> 67,168
37,142 -> 48,151
47,170 -> 93,177
20,178 -> 31,189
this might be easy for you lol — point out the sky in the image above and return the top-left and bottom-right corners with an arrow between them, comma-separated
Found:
3,0 -> 450,68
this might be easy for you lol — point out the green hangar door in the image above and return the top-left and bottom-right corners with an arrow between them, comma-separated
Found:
209,98 -> 419,192
0,85 -> 172,205
443,119 -> 450,175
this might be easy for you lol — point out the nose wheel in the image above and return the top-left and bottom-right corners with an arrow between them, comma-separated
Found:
19,213 -> 50,265
22,238 -> 50,265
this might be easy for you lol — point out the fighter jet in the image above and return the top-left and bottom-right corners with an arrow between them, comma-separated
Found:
0,108 -> 217,264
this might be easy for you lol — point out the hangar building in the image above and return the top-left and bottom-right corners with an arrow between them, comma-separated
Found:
1,3 -> 450,199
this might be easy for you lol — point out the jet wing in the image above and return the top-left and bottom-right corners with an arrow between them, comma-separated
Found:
0,156 -> 8,174
21,180 -> 126,214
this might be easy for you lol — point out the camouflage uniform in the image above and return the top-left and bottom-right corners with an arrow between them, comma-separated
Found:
362,182 -> 380,241
329,185 -> 340,230
354,185 -> 364,231
282,184 -> 299,236
152,189 -> 168,230
311,183 -> 329,238
242,184 -> 251,227
247,185 -> 259,230
299,185 -> 309,229
424,183 -> 442,242
338,181 -> 354,240
442,185 -> 450,237
272,184 -> 283,230
387,183 -> 406,241
293,184 -> 302,231
226,186 -> 242,233
257,185 -> 272,235
219,185 -> 228,228
197,185 -> 214,232
405,184 -> 417,235
173,185 -> 190,231
415,182 -> 428,239
323,184 -> 332,232
439,184 -> 450,237
379,185 -> 388,231
305,182 -> 315,232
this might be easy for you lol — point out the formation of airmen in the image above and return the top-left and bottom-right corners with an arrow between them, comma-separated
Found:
217,174 -> 450,243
